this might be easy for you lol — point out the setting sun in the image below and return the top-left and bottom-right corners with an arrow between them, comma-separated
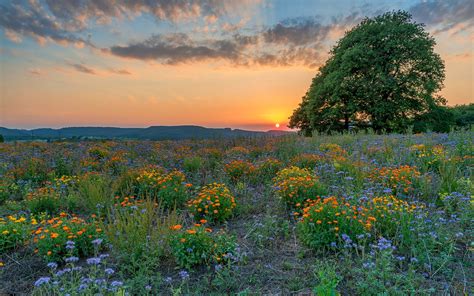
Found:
275,123 -> 280,128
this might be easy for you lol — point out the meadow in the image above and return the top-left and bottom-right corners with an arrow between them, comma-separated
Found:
0,132 -> 472,295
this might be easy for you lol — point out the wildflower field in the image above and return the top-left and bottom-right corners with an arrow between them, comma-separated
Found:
0,132 -> 472,295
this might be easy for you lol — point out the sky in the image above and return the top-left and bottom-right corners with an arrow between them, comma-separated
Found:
0,0 -> 472,131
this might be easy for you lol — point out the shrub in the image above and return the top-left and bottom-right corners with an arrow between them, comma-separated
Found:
135,169 -> 191,208
26,187 -> 61,215
0,215 -> 32,253
297,197 -> 369,249
297,195 -> 420,250
254,158 -> 283,183
32,240 -> 126,295
32,214 -> 104,262
224,160 -> 255,183
183,156 -> 204,173
273,166 -> 327,208
369,165 -> 421,196
169,224 -> 236,269
291,153 -> 324,170
102,198 -> 181,262
188,183 -> 236,223
73,173 -> 115,214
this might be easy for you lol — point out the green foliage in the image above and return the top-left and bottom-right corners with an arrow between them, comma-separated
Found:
0,135 -> 4,143
32,215 -> 104,262
224,160 -> 255,183
290,11 -> 445,134
169,225 -> 236,269
73,173 -> 115,214
183,156 -> 204,173
26,187 -> 61,215
312,261 -> 341,296
32,245 -> 126,295
187,183 -> 237,223
102,199 -> 180,262
273,166 -> 327,208
0,216 -> 30,253
135,170 -> 190,209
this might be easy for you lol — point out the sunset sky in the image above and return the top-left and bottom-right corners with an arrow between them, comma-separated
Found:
0,0 -> 472,131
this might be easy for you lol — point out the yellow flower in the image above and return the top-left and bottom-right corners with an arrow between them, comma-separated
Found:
2,230 -> 9,235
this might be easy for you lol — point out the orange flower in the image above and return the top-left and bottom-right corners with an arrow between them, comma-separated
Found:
50,232 -> 59,239
186,229 -> 197,234
170,224 -> 182,231
199,219 -> 207,224
180,238 -> 186,243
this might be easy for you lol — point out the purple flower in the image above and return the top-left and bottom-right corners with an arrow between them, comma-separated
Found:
34,277 -> 51,287
86,257 -> 101,265
92,238 -> 103,246
47,262 -> 58,270
145,285 -> 152,291
105,268 -> 115,275
179,270 -> 189,280
65,256 -> 79,263
410,257 -> 419,263
111,281 -> 123,287
164,277 -> 173,284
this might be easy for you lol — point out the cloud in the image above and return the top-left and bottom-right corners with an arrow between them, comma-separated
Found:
410,0 -> 473,34
109,68 -> 132,75
13,0 -> 258,32
107,18 -> 340,68
28,68 -> 42,75
70,63 -> 96,75
0,1 -> 89,46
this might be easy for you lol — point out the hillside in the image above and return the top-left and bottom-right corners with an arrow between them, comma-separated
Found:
0,126 -> 292,141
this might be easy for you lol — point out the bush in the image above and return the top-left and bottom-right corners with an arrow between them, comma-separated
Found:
102,198 -> 181,262
273,166 -> 327,208
0,215 -> 31,253
369,165 -> 421,196
224,160 -> 255,183
32,214 -> 104,262
169,224 -> 236,269
297,195 -> 420,250
254,158 -> 283,183
183,156 -> 204,173
135,169 -> 191,208
26,187 -> 61,215
73,173 -> 115,214
188,183 -> 236,223
291,153 -> 324,170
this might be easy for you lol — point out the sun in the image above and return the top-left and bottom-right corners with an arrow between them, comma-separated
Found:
275,123 -> 280,128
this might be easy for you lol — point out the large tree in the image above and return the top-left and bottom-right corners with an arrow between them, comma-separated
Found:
289,11 -> 445,134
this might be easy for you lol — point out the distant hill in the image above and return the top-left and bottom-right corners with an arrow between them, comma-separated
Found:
0,126 -> 293,141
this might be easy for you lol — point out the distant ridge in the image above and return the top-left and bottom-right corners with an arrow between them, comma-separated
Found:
0,126 -> 292,141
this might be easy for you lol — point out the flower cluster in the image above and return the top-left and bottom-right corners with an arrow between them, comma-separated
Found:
291,153 -> 324,169
32,240 -> 125,295
25,186 -> 61,215
254,158 -> 283,182
0,215 -> 32,253
32,214 -> 104,262
273,166 -> 327,208
169,223 -> 236,269
224,160 -> 255,182
135,169 -> 191,208
369,165 -> 421,195
297,195 -> 421,249
188,183 -> 236,223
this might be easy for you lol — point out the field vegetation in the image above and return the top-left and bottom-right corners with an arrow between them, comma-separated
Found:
0,131 -> 472,295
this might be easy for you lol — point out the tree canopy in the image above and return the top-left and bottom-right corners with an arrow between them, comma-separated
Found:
289,11 -> 446,134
